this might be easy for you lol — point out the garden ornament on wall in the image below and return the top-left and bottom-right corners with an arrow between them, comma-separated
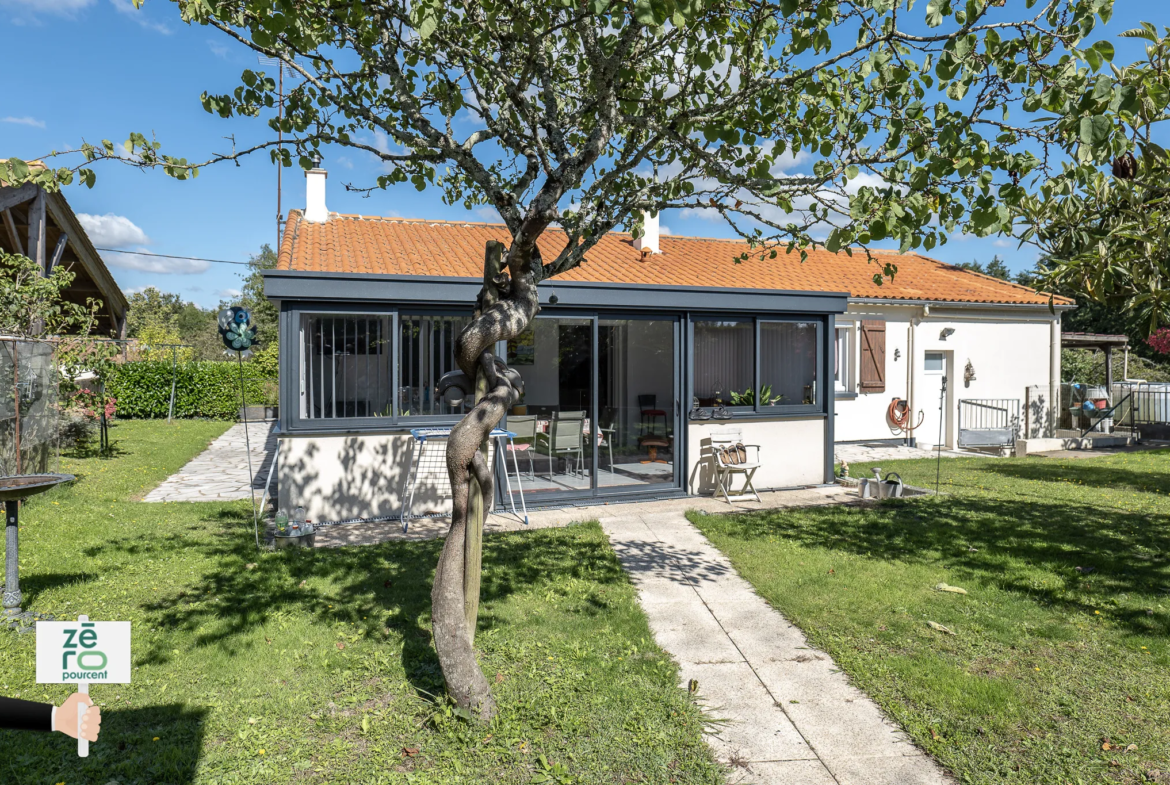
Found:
964,360 -> 976,387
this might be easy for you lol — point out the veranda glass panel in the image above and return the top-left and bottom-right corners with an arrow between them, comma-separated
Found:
693,319 -> 752,406
505,317 -> 593,496
399,313 -> 473,417
760,321 -> 818,406
598,318 -> 675,490
300,314 -> 393,419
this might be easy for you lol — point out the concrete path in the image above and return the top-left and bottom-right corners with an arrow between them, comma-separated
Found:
143,422 -> 276,502
599,501 -> 953,785
835,442 -> 976,465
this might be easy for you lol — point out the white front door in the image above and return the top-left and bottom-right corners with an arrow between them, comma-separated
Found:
918,351 -> 952,448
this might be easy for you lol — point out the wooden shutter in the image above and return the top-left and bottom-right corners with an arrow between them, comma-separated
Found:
859,320 -> 886,392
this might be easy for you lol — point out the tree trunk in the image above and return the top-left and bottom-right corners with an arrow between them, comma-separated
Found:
431,238 -> 540,721
463,368 -> 491,642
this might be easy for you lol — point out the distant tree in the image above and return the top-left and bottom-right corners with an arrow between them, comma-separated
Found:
219,245 -> 279,349
126,286 -> 222,360
957,255 -> 1011,281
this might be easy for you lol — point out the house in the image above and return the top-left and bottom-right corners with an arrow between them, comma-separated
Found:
0,164 -> 130,336
264,163 -> 1072,523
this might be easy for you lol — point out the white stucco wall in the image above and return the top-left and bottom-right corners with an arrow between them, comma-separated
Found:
687,417 -> 826,494
834,302 -> 1062,447
277,431 -> 497,523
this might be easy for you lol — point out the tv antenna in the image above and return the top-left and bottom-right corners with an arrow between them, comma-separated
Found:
258,55 -> 300,249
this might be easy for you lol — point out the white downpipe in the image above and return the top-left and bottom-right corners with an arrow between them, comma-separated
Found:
1049,315 -> 1061,436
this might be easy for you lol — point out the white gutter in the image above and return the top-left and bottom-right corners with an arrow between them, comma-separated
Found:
848,296 -> 1076,311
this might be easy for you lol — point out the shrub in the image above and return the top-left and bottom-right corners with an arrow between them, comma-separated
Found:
104,358 -> 278,420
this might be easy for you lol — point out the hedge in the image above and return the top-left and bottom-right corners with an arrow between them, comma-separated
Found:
104,359 -> 278,420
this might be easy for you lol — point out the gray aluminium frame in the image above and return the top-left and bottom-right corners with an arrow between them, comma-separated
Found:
264,269 -> 848,315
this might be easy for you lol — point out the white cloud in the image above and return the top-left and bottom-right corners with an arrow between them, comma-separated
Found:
76,212 -> 150,247
208,40 -> 231,59
102,251 -> 208,275
109,0 -> 170,34
1,0 -> 94,16
216,288 -> 242,298
473,207 -> 500,222
993,238 -> 1013,248
659,225 -> 672,235
2,116 -> 46,129
121,285 -> 151,296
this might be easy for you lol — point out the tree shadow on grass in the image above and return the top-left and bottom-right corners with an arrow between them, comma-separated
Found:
84,507 -> 628,701
0,703 -> 206,785
2,571 -> 99,611
712,495 -> 1170,638
974,454 -> 1170,496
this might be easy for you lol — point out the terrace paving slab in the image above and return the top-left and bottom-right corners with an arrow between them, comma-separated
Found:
143,422 -> 276,503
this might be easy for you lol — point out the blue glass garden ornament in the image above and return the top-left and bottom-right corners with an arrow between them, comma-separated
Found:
218,306 -> 258,355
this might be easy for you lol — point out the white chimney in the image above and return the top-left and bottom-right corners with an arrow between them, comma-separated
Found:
305,153 -> 328,223
633,210 -> 660,254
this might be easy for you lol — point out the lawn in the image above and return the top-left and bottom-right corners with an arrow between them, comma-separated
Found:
692,451 -> 1170,785
0,419 -> 721,785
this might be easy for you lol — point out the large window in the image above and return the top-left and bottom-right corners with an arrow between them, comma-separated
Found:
300,314 -> 393,419
399,313 -> 473,417
693,320 -> 753,406
760,321 -> 818,406
692,317 -> 822,413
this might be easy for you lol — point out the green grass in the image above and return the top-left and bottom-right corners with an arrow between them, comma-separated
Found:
692,452 -> 1170,785
0,420 -> 721,785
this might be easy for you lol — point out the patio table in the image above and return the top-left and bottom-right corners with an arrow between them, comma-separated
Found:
399,428 -> 528,531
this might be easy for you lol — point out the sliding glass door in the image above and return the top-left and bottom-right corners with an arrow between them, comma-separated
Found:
504,313 -> 680,500
598,317 -> 679,493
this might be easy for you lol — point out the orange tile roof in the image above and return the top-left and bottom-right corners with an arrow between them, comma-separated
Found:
277,210 -> 1071,307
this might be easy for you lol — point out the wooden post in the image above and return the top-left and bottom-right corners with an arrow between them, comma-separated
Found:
1104,346 -> 1113,392
27,188 -> 46,274
2,209 -> 23,256
47,232 -> 68,276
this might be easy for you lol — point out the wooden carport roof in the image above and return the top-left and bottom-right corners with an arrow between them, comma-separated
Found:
0,169 -> 128,336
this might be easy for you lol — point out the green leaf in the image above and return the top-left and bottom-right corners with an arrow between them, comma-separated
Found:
925,0 -> 947,28
634,0 -> 657,26
1092,41 -> 1115,62
1085,114 -> 1111,145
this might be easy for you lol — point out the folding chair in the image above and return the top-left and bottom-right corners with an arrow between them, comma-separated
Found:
709,430 -> 761,503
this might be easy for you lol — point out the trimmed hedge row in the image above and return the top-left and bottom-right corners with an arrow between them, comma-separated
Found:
104,360 -> 278,420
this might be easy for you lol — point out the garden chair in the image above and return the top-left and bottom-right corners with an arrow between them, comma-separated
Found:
505,415 -> 538,478
709,430 -> 761,504
537,410 -> 586,478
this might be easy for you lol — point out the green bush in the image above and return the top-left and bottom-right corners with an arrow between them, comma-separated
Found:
104,358 -> 278,420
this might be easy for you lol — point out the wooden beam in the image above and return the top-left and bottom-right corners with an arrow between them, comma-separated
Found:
47,231 -> 68,276
1,209 -> 22,256
26,188 -> 46,272
0,182 -> 38,213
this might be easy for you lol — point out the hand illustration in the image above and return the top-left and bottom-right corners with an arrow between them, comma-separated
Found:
53,693 -> 101,742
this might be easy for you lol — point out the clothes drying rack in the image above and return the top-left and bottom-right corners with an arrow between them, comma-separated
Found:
399,427 -> 529,531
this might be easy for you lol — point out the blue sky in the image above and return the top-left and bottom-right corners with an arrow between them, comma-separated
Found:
0,0 -> 1159,308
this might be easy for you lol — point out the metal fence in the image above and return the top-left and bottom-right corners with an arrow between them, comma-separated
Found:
958,398 -> 1020,448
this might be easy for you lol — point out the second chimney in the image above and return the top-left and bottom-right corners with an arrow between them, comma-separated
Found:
633,210 -> 660,254
305,154 -> 328,223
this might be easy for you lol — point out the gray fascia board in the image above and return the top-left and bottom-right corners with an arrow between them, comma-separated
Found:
263,269 -> 849,314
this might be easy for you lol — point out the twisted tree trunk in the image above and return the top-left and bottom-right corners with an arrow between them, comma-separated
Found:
432,239 -> 540,720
